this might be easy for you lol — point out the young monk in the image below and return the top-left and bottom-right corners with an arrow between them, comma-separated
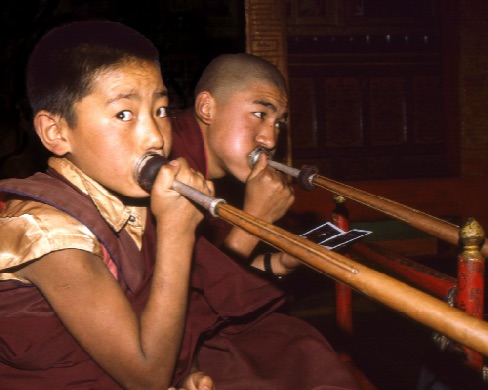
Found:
170,53 -> 301,277
170,53 -> 360,389
0,19 -> 358,390
0,20 -> 215,389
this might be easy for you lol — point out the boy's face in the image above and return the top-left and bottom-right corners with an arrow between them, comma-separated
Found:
205,82 -> 288,182
65,61 -> 171,198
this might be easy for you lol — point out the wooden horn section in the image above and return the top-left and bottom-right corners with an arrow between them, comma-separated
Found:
309,174 -> 488,258
215,202 -> 488,357
136,152 -> 488,356
248,147 -> 487,257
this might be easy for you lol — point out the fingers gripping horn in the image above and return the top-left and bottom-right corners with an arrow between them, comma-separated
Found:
133,153 -> 225,217
247,146 -> 318,190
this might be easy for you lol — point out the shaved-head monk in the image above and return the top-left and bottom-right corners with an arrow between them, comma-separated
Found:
170,53 -> 360,390
172,53 -> 300,275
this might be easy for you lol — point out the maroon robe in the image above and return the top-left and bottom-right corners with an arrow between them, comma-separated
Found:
170,110 -> 360,389
0,168 -> 285,388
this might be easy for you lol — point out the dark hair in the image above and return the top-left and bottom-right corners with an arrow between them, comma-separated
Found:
26,20 -> 160,127
194,53 -> 287,102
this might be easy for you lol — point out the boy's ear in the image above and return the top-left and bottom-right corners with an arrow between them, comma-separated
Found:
33,110 -> 71,156
194,92 -> 214,125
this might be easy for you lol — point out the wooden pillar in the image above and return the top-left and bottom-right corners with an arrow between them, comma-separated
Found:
244,0 -> 292,165
244,0 -> 288,79
456,1 -> 488,177
456,218 -> 485,371
449,0 -> 488,231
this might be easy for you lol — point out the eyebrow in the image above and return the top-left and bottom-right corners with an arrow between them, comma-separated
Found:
107,89 -> 168,104
155,89 -> 168,99
107,93 -> 136,104
252,99 -> 289,119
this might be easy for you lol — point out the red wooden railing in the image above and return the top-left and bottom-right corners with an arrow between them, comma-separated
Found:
330,195 -> 486,381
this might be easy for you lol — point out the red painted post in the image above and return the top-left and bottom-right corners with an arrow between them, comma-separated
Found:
455,218 -> 485,371
332,195 -> 353,337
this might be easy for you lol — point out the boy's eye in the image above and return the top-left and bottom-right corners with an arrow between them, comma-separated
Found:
116,110 -> 133,121
253,112 -> 265,119
276,121 -> 287,131
157,106 -> 168,118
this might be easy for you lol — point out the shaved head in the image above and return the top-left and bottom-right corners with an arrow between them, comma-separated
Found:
194,53 -> 287,102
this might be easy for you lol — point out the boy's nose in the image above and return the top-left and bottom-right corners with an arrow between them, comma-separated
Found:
144,119 -> 167,150
255,125 -> 277,150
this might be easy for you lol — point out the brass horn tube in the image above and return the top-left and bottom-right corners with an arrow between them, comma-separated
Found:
247,147 -> 488,257
136,153 -> 488,356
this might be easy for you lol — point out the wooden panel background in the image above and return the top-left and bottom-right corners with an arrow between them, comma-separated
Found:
285,0 -> 445,181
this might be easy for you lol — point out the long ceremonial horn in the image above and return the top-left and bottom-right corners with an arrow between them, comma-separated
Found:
248,146 -> 488,258
134,153 -> 488,357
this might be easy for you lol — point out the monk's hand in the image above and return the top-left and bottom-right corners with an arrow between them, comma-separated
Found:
244,152 -> 294,223
278,252 -> 302,274
171,370 -> 214,390
151,158 -> 214,232
263,252 -> 302,276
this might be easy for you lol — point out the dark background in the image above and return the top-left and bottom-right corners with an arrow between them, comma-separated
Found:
0,0 -> 245,178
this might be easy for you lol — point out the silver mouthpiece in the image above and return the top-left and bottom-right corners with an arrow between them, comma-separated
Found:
133,153 -> 167,192
248,146 -> 273,168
